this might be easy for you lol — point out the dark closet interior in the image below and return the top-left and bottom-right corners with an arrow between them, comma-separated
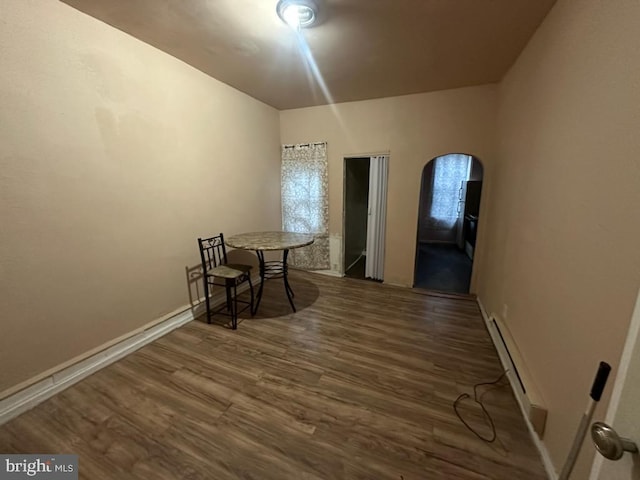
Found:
343,158 -> 370,279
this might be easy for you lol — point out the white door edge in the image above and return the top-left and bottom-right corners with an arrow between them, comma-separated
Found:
589,287 -> 640,479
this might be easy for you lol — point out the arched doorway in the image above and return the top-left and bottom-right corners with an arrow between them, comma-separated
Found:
413,153 -> 484,293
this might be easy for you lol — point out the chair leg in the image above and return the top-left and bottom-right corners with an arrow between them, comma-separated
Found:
247,275 -> 255,317
225,281 -> 233,313
231,283 -> 238,330
203,278 -> 211,324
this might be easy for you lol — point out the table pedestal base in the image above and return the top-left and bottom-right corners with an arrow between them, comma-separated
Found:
254,249 -> 296,313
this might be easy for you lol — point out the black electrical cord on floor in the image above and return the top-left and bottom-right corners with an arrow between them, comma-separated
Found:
453,370 -> 509,443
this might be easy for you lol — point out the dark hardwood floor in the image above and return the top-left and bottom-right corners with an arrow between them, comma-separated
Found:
0,271 -> 547,479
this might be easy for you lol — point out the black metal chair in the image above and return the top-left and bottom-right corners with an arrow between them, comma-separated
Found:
197,234 -> 254,329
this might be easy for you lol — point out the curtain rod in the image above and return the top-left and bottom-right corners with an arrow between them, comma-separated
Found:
283,142 -> 326,149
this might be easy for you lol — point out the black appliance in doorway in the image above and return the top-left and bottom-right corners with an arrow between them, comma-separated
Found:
456,180 -> 482,259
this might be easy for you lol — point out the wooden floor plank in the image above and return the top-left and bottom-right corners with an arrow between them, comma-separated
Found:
0,271 -> 547,479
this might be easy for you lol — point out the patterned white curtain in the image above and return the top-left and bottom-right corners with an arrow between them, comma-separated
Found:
281,142 -> 330,270
429,154 -> 471,229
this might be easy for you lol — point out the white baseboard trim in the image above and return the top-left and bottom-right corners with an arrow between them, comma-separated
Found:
0,307 -> 194,426
477,298 -> 558,480
0,281 -> 254,426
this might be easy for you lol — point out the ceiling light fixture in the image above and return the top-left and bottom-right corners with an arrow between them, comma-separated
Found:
276,0 -> 318,29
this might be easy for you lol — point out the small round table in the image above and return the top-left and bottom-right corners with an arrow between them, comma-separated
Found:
225,231 -> 315,313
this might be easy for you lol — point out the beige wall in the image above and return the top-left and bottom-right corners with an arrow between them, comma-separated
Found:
279,85 -> 498,286
477,0 -> 640,476
0,0 -> 281,395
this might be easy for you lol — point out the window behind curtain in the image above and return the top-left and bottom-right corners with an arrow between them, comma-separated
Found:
429,154 -> 471,229
281,142 -> 330,270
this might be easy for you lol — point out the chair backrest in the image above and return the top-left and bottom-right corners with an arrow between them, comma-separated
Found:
198,234 -> 228,273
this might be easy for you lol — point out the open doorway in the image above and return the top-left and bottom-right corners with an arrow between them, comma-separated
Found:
344,157 -> 370,279
414,153 -> 483,293
343,155 -> 388,281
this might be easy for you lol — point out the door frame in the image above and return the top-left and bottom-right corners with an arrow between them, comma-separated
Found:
342,152 -> 390,278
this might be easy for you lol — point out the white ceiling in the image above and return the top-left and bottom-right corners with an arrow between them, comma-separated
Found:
61,0 -> 557,110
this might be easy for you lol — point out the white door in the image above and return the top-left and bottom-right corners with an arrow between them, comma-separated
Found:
591,288 -> 640,479
365,155 -> 388,281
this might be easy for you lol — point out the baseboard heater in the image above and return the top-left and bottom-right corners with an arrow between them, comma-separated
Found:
492,318 -> 527,395
488,316 -> 548,437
